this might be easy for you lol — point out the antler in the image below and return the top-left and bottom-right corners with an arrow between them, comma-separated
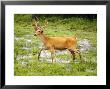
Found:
32,17 -> 39,27
35,17 -> 39,21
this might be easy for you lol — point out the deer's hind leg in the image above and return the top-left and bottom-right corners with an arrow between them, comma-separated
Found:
68,49 -> 75,61
76,49 -> 81,60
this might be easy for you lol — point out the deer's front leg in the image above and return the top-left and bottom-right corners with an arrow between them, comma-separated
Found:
38,48 -> 43,61
50,48 -> 55,63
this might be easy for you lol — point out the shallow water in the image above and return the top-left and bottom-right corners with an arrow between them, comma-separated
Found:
26,39 -> 32,43
39,50 -> 72,63
16,54 -> 33,60
55,58 -> 70,63
56,50 -> 69,55
21,61 -> 28,66
24,34 -> 33,37
78,39 -> 91,52
21,47 -> 30,50
15,37 -> 24,41
39,58 -> 71,63
40,50 -> 51,58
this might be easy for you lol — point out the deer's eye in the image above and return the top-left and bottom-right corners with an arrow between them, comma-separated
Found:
41,30 -> 43,33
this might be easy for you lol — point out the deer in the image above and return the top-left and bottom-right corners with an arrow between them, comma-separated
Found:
32,17 -> 81,63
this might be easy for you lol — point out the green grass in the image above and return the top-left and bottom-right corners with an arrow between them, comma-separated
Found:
14,14 -> 97,76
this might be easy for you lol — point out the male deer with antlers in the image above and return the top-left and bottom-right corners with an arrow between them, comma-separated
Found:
32,17 -> 81,63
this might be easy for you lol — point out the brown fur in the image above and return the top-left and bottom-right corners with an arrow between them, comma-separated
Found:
38,34 -> 77,50
33,19 -> 81,63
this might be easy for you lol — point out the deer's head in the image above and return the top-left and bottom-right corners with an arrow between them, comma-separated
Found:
32,17 -> 48,36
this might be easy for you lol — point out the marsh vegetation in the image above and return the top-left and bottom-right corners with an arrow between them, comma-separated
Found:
14,14 -> 97,76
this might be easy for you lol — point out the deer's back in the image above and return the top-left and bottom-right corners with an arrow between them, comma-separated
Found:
45,36 -> 77,49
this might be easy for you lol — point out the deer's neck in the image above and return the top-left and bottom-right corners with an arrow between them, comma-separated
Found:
39,34 -> 49,44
